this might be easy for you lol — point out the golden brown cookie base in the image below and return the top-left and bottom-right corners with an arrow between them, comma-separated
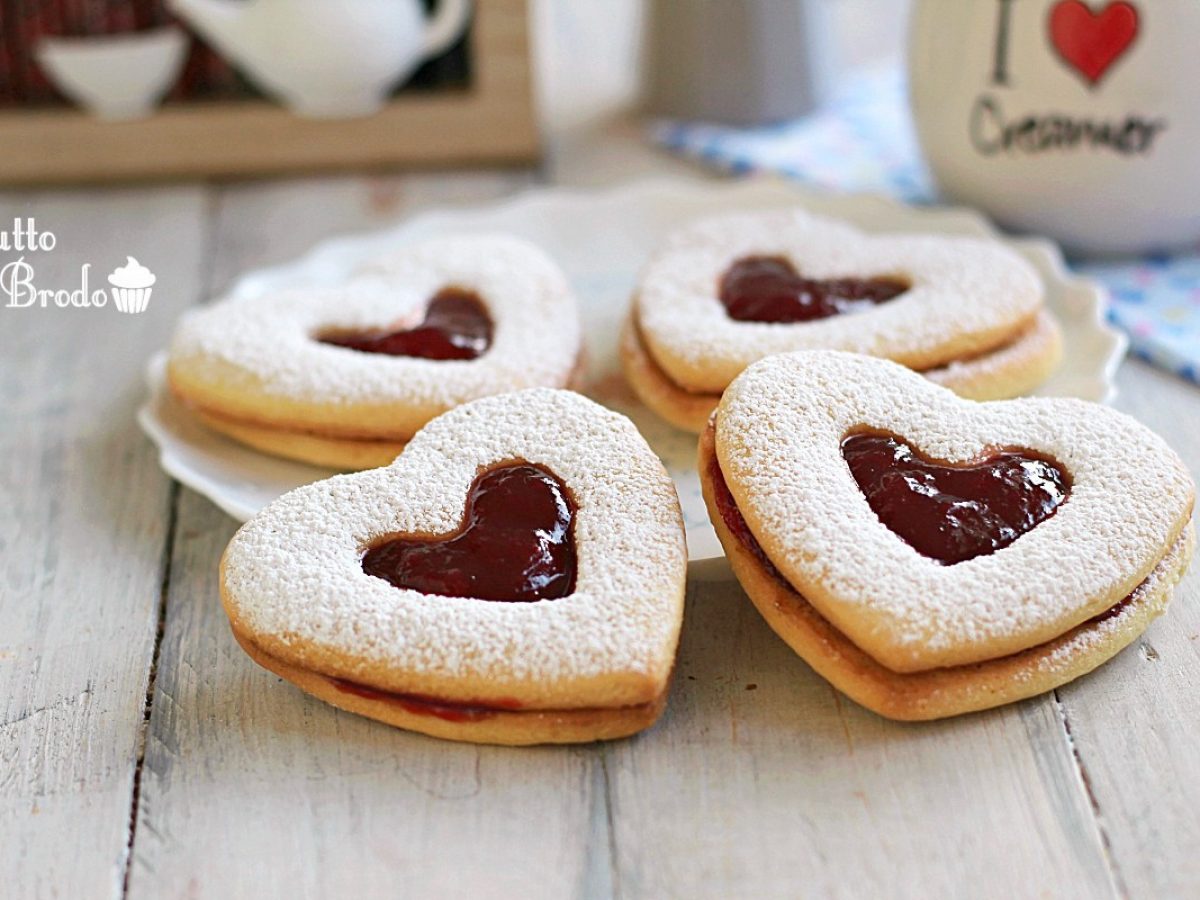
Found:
232,627 -> 667,745
619,315 -> 723,432
698,426 -> 1194,721
194,408 -> 407,470
923,309 -> 1063,400
174,351 -> 588,470
624,311 -> 1063,434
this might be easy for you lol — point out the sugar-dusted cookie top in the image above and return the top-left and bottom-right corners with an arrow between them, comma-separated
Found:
222,389 -> 687,709
637,209 -> 1044,393
714,351 -> 1194,672
168,234 -> 582,440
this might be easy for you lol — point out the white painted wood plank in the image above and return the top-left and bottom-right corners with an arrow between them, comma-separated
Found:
602,579 -> 1117,900
130,490 -> 609,900
202,171 -> 538,298
0,185 -> 210,898
1053,361 -> 1200,899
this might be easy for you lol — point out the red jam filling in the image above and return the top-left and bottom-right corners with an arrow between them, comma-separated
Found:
708,452 -> 782,580
709,443 -> 1131,636
842,433 -> 1069,565
320,288 -> 493,360
361,463 -> 576,602
719,256 -> 908,323
330,679 -> 522,723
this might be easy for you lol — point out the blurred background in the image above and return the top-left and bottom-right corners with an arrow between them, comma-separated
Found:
0,0 -> 1196,379
533,0 -> 909,131
0,0 -> 911,178
0,1 -> 910,124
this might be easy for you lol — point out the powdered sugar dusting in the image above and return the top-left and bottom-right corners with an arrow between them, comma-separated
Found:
169,235 -> 581,433
637,209 -> 1043,393
222,389 -> 687,707
716,351 -> 1194,672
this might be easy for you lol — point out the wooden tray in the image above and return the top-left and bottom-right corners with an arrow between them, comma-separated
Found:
0,0 -> 538,184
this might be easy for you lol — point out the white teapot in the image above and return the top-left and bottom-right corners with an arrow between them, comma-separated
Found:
910,0 -> 1200,255
169,0 -> 471,118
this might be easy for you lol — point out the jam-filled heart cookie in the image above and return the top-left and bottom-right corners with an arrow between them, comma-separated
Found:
623,209 -> 1062,432
701,351 -> 1194,720
168,235 -> 582,469
221,389 -> 687,745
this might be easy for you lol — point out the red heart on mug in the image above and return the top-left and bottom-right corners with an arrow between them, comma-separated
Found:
1049,0 -> 1139,86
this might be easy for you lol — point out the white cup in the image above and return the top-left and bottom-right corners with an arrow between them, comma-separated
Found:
909,0 -> 1200,255
35,27 -> 188,121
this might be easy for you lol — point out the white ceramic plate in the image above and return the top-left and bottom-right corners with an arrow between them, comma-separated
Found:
138,177 -> 1126,571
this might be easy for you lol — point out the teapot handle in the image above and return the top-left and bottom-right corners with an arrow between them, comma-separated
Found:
421,0 -> 472,60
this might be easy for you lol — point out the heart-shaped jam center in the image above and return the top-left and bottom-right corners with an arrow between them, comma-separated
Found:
842,433 -> 1069,565
720,256 -> 908,323
320,288 -> 493,360
362,463 -> 576,601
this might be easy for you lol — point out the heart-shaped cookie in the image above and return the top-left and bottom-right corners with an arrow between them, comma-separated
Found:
701,351 -> 1194,720
623,209 -> 1062,432
168,235 -> 582,469
221,389 -> 687,745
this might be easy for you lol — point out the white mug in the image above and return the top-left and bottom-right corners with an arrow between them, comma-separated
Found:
909,0 -> 1200,255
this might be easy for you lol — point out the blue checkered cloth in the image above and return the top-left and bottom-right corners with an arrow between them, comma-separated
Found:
651,66 -> 1200,387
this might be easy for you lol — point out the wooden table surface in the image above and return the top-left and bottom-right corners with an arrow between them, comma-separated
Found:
2,127 -> 1199,900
